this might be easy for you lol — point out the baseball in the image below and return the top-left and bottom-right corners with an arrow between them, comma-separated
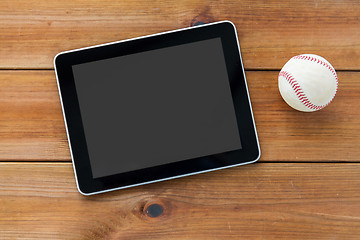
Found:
278,54 -> 338,112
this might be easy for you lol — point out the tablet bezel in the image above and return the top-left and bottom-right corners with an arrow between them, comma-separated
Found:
54,21 -> 260,195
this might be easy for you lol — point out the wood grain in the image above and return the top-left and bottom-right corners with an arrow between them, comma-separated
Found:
0,162 -> 359,239
1,70 -> 359,162
1,1 -> 359,239
248,71 -> 360,162
0,71 -> 69,161
0,0 -> 359,70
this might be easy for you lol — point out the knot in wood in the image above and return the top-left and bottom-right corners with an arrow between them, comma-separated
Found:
145,203 -> 164,218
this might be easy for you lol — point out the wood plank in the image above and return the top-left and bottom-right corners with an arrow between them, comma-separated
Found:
0,0 -> 359,70
0,70 -> 359,162
0,162 -> 359,239
0,71 -> 70,161
248,71 -> 360,162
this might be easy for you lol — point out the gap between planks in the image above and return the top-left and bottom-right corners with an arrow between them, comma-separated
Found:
0,68 -> 285,71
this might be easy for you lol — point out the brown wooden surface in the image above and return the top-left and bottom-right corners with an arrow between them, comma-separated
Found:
0,71 -> 69,161
1,163 -> 360,239
0,0 -> 359,70
0,71 -> 359,162
1,0 -> 360,239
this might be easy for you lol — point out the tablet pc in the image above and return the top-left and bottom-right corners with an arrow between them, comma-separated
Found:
54,21 -> 260,195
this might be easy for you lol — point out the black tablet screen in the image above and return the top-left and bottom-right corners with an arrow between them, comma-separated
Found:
72,37 -> 242,178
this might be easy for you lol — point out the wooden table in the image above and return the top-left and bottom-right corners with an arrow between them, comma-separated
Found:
1,0 -> 360,239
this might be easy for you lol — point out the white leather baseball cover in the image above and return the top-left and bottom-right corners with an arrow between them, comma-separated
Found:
278,54 -> 338,112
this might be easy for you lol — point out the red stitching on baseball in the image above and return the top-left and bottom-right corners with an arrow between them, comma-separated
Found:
279,71 -> 327,110
292,55 -> 339,96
